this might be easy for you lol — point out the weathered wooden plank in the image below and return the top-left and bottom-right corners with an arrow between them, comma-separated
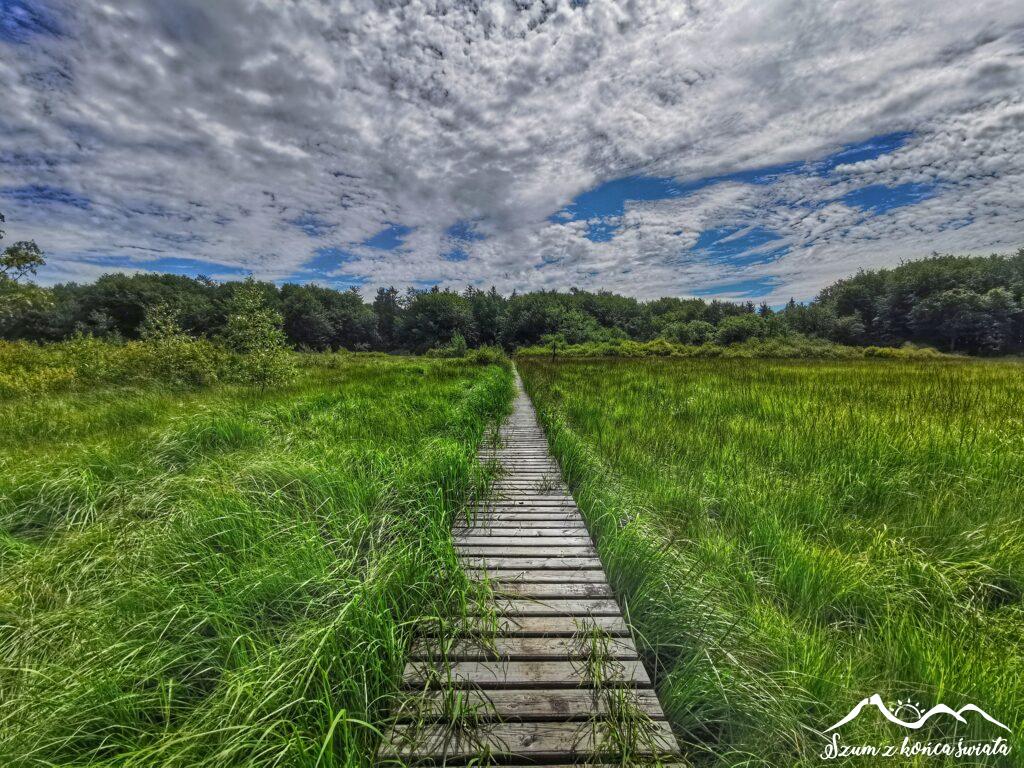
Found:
472,500 -> 577,508
389,688 -> 667,724
441,615 -> 631,636
403,659 -> 650,688
457,545 -> 596,557
492,490 -> 571,497
455,535 -> 593,546
455,526 -> 587,536
491,581 -> 614,598
460,556 -> 603,569
409,635 -> 637,661
458,514 -> 583,523
381,720 -> 678,760
467,568 -> 609,583
469,598 -> 622,617
459,526 -> 589,536
460,516 -> 582,524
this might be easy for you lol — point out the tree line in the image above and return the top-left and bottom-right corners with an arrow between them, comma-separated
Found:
3,213 -> 1023,355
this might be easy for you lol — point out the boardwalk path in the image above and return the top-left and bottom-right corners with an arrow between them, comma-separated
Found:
380,372 -> 679,765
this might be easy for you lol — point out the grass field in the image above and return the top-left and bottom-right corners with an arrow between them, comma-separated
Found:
519,357 -> 1024,766
0,354 -> 513,767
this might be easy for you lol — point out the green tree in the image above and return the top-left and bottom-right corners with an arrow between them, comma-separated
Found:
0,217 -> 51,326
398,288 -> 474,352
664,319 -> 715,345
909,288 -> 988,353
373,286 -> 402,349
715,314 -> 767,345
465,286 -> 506,346
223,279 -> 294,389
140,303 -> 224,385
1,239 -> 46,283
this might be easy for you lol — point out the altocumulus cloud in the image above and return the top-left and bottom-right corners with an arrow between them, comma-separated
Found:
1,0 -> 1023,300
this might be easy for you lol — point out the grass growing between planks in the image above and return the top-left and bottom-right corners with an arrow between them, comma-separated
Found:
519,357 -> 1024,767
0,354 -> 514,767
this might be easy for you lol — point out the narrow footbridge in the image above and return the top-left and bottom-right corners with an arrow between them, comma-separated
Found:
380,373 -> 679,765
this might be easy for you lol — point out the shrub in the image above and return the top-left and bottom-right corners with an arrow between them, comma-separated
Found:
715,314 -> 767,345
466,344 -> 511,368
664,319 -> 716,345
139,304 -> 225,386
222,280 -> 295,389
515,336 -> 951,360
426,331 -> 470,358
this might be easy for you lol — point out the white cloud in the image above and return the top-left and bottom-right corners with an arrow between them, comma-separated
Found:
0,0 -> 1022,298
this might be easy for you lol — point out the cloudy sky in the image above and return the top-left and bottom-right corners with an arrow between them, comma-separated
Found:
2,0 -> 1023,302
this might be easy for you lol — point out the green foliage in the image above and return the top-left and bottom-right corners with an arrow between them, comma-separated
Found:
0,335 -> 232,398
426,330 -> 468,358
222,280 -> 295,389
663,319 -> 715,344
398,288 -> 475,353
520,357 -> 1024,766
1,239 -> 46,282
465,344 -> 511,368
0,226 -> 51,327
0,356 -> 515,766
281,283 -> 377,350
4,211 -> 1023,359
815,250 -> 1024,353
515,336 -> 946,359
140,304 -> 226,386
714,313 -> 767,344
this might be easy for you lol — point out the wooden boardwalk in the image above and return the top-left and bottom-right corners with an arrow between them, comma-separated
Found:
379,374 -> 679,765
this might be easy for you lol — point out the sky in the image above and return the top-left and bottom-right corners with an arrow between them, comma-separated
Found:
1,0 -> 1023,303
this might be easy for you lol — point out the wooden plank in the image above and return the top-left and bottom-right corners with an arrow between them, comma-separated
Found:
403,659 -> 650,688
409,635 -> 638,661
455,535 -> 593,546
491,495 -> 575,501
389,688 -> 667,723
381,721 -> 678,760
467,568 -> 609,583
492,489 -> 570,496
460,556 -> 603,569
469,598 -> 622,617
463,510 -> 582,518
458,514 -> 583,523
457,546 -> 596,557
455,526 -> 587,536
469,506 -> 579,514
491,581 -> 613,598
473,500 -> 576,507
442,615 -> 631,636
454,528 -> 589,536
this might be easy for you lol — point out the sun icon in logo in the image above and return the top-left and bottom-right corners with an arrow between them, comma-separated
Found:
892,699 -> 923,722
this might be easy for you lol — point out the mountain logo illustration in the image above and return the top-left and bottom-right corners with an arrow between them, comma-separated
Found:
825,694 -> 1010,733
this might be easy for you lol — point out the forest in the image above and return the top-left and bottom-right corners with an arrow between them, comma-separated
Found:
3,213 -> 1024,356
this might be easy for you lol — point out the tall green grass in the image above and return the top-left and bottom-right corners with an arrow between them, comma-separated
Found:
0,354 -> 514,766
519,357 -> 1024,766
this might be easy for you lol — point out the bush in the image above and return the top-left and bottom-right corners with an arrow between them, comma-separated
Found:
515,336 -> 951,360
139,304 -> 226,386
715,314 -> 767,345
0,336 -> 233,397
664,319 -> 715,345
466,345 -> 511,368
222,280 -> 295,389
426,331 -> 470,358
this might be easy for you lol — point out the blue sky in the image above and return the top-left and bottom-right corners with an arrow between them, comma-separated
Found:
1,0 -> 1022,301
